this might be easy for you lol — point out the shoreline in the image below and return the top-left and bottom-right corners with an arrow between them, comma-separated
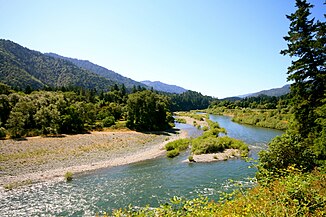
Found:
0,129 -> 187,190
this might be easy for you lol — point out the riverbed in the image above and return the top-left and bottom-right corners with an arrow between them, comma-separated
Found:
0,115 -> 283,216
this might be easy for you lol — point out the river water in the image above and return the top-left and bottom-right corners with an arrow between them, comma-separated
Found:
0,115 -> 283,216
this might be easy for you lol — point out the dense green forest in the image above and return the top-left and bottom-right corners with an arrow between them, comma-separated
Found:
0,81 -> 214,138
45,52 -> 147,89
0,39 -> 117,90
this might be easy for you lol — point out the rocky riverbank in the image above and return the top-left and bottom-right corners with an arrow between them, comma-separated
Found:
0,129 -> 187,190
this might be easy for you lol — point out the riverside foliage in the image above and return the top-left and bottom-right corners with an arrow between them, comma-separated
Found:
164,115 -> 249,158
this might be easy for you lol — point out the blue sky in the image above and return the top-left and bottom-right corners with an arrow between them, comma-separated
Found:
0,0 -> 324,98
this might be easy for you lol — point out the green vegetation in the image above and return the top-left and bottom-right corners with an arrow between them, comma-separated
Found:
165,139 -> 190,151
126,90 -> 173,131
165,139 -> 191,158
176,111 -> 205,121
0,39 -> 115,91
164,116 -> 248,158
166,149 -> 180,158
0,86 -> 176,138
169,90 -> 213,111
64,171 -> 73,182
259,0 -> 326,174
207,97 -> 291,130
192,136 -> 249,157
175,118 -> 186,124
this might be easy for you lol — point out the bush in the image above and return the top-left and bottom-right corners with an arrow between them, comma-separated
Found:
0,127 -> 6,138
102,116 -> 115,127
166,149 -> 180,158
188,155 -> 195,162
175,118 -> 186,124
165,139 -> 190,151
64,171 -> 73,182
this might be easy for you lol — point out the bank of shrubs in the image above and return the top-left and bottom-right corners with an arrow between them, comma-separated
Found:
207,106 -> 290,130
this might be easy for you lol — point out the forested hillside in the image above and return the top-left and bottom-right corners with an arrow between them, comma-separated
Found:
46,53 -> 146,89
0,39 -> 115,90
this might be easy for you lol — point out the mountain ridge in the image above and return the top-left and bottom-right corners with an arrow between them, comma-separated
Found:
236,84 -> 290,98
45,53 -> 147,89
0,39 -> 115,90
140,80 -> 187,94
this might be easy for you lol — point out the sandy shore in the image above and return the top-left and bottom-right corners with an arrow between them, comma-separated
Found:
0,129 -> 187,189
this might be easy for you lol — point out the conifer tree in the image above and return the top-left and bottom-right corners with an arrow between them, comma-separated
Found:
280,0 -> 325,138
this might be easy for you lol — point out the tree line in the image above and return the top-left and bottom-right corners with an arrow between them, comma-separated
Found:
0,82 -> 214,138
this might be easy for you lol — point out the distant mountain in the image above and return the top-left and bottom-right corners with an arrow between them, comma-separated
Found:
141,80 -> 187,94
236,85 -> 291,98
46,53 -> 147,89
0,39 -> 115,90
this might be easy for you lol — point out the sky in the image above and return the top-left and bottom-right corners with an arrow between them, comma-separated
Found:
0,0 -> 324,98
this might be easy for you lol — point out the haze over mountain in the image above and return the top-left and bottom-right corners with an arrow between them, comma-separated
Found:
236,84 -> 290,98
46,53 -> 147,89
0,39 -> 115,90
141,80 -> 187,94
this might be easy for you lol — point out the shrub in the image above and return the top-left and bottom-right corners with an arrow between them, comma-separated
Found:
175,118 -> 186,124
202,126 -> 209,131
188,155 -> 195,162
165,139 -> 190,151
102,116 -> 115,127
166,149 -> 180,158
0,127 -> 6,139
64,171 -> 73,182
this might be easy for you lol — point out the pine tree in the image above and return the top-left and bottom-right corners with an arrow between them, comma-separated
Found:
280,0 -> 325,138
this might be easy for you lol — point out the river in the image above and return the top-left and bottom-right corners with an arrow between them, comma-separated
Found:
0,115 -> 283,216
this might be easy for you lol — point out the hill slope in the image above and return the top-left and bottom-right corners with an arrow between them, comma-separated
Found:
0,39 -> 115,90
46,53 -> 147,89
141,80 -> 187,94
237,85 -> 290,98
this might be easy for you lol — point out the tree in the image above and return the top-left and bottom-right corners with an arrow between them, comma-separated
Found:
126,90 -> 172,131
34,104 -> 60,135
259,0 -> 325,173
280,0 -> 325,137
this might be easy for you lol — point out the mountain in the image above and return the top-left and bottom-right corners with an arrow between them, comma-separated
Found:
0,39 -> 115,90
45,53 -> 147,89
236,85 -> 291,98
141,80 -> 187,94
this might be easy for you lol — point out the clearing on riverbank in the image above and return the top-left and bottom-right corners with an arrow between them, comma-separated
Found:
0,129 -> 186,189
